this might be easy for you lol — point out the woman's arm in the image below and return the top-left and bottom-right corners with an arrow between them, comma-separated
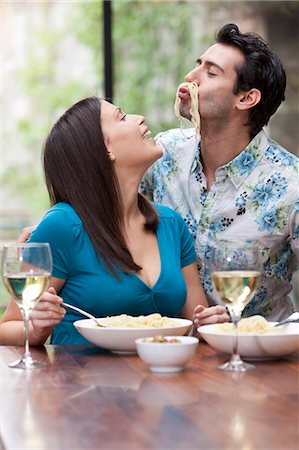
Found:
181,262 -> 229,326
180,262 -> 208,319
0,277 -> 66,346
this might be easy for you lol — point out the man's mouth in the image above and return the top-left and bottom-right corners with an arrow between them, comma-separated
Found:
178,86 -> 191,101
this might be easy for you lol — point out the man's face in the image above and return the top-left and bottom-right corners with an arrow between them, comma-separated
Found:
180,43 -> 245,122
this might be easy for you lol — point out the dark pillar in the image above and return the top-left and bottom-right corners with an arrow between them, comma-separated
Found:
103,0 -> 113,101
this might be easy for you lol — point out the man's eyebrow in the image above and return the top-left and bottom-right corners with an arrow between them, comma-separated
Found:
196,58 -> 225,73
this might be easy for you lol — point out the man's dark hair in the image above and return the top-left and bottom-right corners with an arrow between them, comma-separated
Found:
43,96 -> 158,276
216,23 -> 286,139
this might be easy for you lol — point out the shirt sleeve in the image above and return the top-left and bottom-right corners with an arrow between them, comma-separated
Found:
290,199 -> 299,270
139,132 -> 166,201
140,168 -> 154,200
172,210 -> 196,268
28,208 -> 76,279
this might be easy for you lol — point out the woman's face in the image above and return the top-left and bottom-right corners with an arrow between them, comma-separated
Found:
100,100 -> 163,170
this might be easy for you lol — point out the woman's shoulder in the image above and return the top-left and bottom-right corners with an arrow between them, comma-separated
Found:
34,203 -> 83,238
43,202 -> 82,225
152,203 -> 184,223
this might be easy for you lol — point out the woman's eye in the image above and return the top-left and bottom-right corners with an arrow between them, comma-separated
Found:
121,114 -> 127,121
207,71 -> 216,77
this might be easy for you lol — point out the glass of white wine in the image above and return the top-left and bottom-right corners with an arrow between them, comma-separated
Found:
209,240 -> 262,372
1,243 -> 52,369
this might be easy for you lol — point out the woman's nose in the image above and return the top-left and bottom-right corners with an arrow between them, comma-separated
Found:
131,114 -> 145,125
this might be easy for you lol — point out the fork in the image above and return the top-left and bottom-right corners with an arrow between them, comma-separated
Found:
62,302 -> 107,327
274,318 -> 299,327
274,312 -> 299,327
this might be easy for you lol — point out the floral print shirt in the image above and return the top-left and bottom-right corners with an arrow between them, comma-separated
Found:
141,129 -> 299,320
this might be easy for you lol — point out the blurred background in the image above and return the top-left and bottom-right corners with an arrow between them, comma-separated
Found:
1,0 -> 298,311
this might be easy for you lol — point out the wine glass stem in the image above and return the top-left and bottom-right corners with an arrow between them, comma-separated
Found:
231,312 -> 243,365
232,320 -> 239,357
22,309 -> 33,366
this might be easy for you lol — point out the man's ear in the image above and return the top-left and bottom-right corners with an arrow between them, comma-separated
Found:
237,88 -> 261,111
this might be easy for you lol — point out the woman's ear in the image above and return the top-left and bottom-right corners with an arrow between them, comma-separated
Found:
107,149 -> 116,162
104,135 -> 116,162
237,88 -> 261,111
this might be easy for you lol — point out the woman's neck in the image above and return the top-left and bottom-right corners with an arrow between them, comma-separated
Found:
116,170 -> 144,227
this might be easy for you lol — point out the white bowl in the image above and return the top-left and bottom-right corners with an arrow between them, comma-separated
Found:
135,335 -> 199,372
74,318 -> 193,353
197,322 -> 299,360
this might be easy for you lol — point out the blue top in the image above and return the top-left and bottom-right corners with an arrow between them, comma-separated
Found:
29,202 -> 196,344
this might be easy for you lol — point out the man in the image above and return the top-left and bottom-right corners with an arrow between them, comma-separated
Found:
141,23 -> 299,321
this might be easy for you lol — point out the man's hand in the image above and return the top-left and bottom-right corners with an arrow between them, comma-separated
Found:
17,225 -> 36,243
193,304 -> 230,327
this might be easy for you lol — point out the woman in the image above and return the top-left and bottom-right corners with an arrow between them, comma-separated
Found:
0,97 -> 228,345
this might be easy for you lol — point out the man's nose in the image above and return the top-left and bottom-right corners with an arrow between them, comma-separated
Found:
185,68 -> 199,84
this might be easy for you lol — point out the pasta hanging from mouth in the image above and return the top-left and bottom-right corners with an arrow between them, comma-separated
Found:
174,82 -> 200,136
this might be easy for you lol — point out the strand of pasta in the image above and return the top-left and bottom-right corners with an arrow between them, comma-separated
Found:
174,82 -> 200,136
219,315 -> 280,334
98,313 -> 178,329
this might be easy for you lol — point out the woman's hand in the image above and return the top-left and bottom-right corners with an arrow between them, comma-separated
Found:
17,225 -> 36,243
193,304 -> 230,327
30,287 -> 66,343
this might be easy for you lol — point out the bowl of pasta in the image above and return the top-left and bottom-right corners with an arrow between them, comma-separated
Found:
197,315 -> 299,360
74,313 -> 193,353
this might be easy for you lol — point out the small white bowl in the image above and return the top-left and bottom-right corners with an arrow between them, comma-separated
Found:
135,335 -> 199,373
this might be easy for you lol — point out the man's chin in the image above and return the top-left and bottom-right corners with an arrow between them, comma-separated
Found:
179,108 -> 192,122
180,111 -> 191,122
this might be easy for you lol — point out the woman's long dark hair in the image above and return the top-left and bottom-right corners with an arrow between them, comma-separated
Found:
43,96 -> 158,276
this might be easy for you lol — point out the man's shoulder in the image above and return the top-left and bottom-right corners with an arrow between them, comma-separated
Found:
262,138 -> 298,179
155,128 -> 197,151
153,203 -> 183,221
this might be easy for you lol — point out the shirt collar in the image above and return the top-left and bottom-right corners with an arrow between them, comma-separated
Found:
191,138 -> 203,173
221,130 -> 269,190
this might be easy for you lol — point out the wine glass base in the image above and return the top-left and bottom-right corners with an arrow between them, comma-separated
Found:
9,358 -> 46,370
218,359 -> 254,372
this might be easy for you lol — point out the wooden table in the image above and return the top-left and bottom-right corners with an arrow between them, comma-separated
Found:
1,344 -> 298,450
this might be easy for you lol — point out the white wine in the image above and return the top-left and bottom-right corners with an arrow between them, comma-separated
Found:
211,270 -> 261,316
3,273 -> 51,311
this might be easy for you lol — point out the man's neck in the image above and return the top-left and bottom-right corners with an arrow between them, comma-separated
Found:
200,123 -> 251,191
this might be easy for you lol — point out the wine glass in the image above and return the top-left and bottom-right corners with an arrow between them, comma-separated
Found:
209,239 -> 262,372
1,243 -> 52,369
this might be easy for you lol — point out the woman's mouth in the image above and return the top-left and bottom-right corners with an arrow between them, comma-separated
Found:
142,129 -> 152,140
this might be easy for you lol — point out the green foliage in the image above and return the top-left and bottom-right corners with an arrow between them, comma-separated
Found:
112,0 -> 197,134
3,3 -> 99,219
70,0 -> 103,77
3,1 -> 211,218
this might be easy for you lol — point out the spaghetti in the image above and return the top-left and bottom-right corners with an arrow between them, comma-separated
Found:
174,82 -> 200,136
95,313 -> 178,329
218,315 -> 281,334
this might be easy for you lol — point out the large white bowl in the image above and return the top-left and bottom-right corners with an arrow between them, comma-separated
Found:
135,335 -> 199,372
197,322 -> 299,360
74,318 -> 192,353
